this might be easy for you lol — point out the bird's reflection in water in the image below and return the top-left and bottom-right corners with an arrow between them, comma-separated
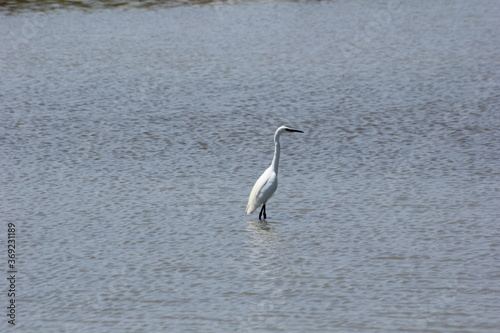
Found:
246,220 -> 271,232
245,220 -> 284,254
244,219 -> 302,300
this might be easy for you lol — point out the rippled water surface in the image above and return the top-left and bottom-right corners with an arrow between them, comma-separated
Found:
1,1 -> 499,332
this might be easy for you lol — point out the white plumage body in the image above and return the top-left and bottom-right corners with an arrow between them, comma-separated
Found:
245,166 -> 277,215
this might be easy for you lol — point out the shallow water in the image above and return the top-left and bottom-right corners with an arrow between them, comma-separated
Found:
1,0 -> 499,332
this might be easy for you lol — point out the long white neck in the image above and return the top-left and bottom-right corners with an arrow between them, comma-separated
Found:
270,132 -> 281,174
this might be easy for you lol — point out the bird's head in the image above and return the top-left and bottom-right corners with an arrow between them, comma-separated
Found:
276,126 -> 304,135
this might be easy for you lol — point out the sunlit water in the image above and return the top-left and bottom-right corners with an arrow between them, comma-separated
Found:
1,1 -> 499,332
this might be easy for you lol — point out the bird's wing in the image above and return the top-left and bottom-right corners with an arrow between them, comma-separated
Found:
256,171 -> 277,204
246,168 -> 278,214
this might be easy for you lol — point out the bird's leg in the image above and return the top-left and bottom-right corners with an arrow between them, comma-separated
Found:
263,204 -> 267,220
259,204 -> 265,221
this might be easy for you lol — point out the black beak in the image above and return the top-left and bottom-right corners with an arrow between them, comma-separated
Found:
286,128 -> 304,133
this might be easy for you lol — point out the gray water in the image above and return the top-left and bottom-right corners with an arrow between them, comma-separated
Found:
1,0 -> 499,332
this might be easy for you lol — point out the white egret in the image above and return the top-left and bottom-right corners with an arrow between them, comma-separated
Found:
246,126 -> 304,220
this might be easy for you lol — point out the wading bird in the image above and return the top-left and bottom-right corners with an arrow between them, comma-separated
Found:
246,126 -> 304,220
